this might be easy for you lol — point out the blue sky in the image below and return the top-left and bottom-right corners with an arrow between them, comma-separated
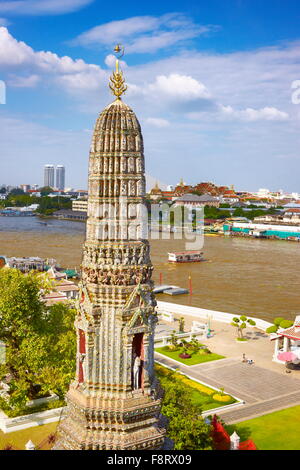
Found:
0,0 -> 300,191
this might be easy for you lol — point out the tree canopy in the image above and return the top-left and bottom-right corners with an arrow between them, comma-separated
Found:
0,268 -> 76,414
158,368 -> 213,450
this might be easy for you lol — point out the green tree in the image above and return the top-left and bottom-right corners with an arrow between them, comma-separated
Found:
39,186 -> 53,197
9,188 -> 24,196
231,315 -> 256,339
160,371 -> 212,450
37,196 -> 72,215
266,317 -> 293,334
0,268 -> 76,413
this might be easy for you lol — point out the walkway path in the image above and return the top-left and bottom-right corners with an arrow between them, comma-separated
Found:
155,354 -> 300,424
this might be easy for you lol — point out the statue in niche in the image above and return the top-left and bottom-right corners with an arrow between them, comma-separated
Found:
121,181 -> 127,195
136,157 -> 143,173
106,247 -> 113,264
129,181 -> 136,196
114,181 -> 119,196
124,247 -> 131,265
138,245 -> 145,265
114,249 -> 121,265
131,246 -> 137,265
133,355 -> 141,390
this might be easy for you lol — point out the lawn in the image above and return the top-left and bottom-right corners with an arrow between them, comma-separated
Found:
155,346 -> 224,365
228,405 -> 300,450
155,364 -> 236,412
0,421 -> 59,450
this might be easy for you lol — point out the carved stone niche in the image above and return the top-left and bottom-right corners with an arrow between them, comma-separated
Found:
128,156 -> 135,173
128,203 -> 137,219
128,223 -> 139,242
97,204 -> 104,218
129,180 -> 136,196
91,306 -> 102,319
136,157 -> 143,173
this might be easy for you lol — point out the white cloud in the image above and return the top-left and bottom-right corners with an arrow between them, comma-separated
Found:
8,74 -> 40,87
148,73 -> 211,101
0,0 -> 94,16
145,117 -> 170,128
0,27 -> 106,92
72,13 -> 217,54
104,54 -> 127,69
220,105 -> 289,121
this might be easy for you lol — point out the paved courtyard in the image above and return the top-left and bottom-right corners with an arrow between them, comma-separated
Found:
155,314 -> 300,423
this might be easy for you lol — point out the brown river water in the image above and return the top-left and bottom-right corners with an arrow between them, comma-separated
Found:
0,217 -> 299,322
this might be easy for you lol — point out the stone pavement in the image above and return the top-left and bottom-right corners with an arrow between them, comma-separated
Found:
155,354 -> 300,424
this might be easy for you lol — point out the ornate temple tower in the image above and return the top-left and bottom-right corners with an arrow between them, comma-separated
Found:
54,50 -> 166,450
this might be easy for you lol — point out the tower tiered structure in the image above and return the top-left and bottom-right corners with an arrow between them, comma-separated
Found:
54,48 -> 165,450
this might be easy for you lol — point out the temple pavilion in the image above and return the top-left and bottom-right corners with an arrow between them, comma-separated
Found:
272,316 -> 300,364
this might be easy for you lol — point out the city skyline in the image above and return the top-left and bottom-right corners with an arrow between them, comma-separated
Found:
0,1 -> 300,192
43,164 -> 66,190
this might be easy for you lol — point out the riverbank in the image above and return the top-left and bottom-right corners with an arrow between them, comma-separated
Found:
0,217 -> 299,322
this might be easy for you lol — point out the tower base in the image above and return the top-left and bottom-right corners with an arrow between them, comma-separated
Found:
53,386 -> 166,450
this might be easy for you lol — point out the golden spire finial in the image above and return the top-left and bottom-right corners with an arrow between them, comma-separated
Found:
109,44 -> 127,99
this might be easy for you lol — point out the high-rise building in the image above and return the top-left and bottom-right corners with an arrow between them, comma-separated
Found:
56,165 -> 65,191
44,164 -> 54,188
54,54 -> 165,450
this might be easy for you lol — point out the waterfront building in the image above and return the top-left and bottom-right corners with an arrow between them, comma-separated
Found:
72,199 -> 88,212
2,256 -> 57,273
224,221 -> 300,240
52,209 -> 87,221
54,50 -> 165,450
272,316 -> 300,364
44,164 -> 55,188
254,212 -> 300,225
56,165 -> 66,191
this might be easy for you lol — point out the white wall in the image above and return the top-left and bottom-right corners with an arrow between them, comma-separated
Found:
156,301 -> 272,332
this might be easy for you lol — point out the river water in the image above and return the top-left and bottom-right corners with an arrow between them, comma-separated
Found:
0,217 -> 299,322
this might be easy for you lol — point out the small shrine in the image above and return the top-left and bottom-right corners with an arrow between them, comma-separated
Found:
271,316 -> 300,364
